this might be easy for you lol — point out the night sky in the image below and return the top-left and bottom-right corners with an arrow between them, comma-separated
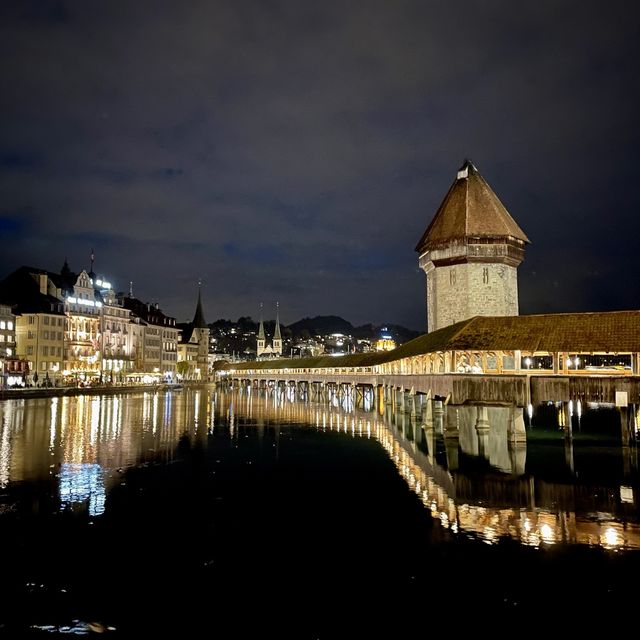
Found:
1,1 -> 639,330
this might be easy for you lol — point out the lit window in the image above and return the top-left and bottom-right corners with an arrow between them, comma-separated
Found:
0,321 -> 5,329
7,321 -> 13,330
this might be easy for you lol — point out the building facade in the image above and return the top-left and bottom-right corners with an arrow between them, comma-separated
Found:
63,270 -> 102,381
416,160 -> 529,333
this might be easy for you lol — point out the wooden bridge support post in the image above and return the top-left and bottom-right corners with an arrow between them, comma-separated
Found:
563,402 -> 573,441
475,406 -> 490,459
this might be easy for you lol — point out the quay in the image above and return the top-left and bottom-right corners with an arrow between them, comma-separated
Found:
0,381 -> 201,401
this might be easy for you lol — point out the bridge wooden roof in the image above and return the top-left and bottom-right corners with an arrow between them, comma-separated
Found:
217,311 -> 640,372
415,161 -> 530,254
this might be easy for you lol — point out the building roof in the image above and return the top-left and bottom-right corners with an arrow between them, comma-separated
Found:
415,160 -> 530,253
0,266 -> 66,315
219,311 -> 640,371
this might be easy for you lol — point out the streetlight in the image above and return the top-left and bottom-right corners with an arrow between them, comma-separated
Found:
524,357 -> 532,370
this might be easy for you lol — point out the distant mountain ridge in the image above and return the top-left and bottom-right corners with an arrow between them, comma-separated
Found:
210,315 -> 421,343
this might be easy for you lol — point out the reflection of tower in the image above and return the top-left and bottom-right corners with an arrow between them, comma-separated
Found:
415,160 -> 530,333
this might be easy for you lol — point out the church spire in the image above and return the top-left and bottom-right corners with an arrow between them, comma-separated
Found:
257,303 -> 265,341
192,280 -> 207,328
273,301 -> 281,341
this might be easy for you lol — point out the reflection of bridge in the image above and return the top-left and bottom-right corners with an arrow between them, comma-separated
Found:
216,386 -> 640,549
220,371 -> 639,447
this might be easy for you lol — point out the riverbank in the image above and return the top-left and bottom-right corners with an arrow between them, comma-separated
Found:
0,381 -> 210,401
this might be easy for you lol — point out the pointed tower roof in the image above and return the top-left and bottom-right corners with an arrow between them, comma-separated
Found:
415,160 -> 530,253
257,303 -> 265,340
192,284 -> 207,328
273,303 -> 282,341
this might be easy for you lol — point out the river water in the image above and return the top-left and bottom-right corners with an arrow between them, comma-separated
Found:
0,386 -> 638,636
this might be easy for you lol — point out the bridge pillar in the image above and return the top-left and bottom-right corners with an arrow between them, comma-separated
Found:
409,389 -> 417,421
475,406 -> 490,459
444,437 -> 459,471
564,438 -> 575,474
433,399 -> 444,435
444,405 -> 459,441
562,402 -> 573,440
508,407 -> 527,445
509,442 -> 527,475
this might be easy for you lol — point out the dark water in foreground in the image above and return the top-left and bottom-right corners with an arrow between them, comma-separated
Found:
0,387 -> 639,637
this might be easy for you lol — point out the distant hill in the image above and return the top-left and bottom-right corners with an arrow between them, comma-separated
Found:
287,315 -> 354,336
209,314 -> 421,346
287,316 -> 420,343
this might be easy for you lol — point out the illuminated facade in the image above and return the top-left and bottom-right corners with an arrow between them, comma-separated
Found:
121,296 -> 179,379
0,304 -> 21,387
63,270 -> 102,380
375,328 -> 396,352
1,269 -> 67,384
99,284 -> 134,380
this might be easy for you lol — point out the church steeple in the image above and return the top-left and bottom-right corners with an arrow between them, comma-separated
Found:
272,302 -> 282,355
257,303 -> 266,357
192,281 -> 207,328
273,302 -> 281,342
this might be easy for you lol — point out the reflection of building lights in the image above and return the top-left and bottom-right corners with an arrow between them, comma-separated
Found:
540,523 -> 554,543
604,527 -> 620,547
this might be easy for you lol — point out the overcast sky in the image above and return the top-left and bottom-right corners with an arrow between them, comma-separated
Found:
1,0 -> 638,330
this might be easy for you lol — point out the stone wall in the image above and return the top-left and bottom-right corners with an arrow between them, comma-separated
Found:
427,262 -> 519,332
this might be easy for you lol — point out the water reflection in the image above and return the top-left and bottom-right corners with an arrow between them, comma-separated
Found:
0,385 -> 638,550
0,389 -> 210,512
221,384 -> 640,550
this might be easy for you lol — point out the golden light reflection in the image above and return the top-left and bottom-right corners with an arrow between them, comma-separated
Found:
220,386 -> 640,550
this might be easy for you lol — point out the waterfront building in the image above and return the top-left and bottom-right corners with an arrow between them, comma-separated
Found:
0,267 -> 66,384
0,303 -> 24,387
99,282 -> 135,381
62,269 -> 102,382
121,296 -> 178,380
256,304 -> 283,358
416,160 -> 529,333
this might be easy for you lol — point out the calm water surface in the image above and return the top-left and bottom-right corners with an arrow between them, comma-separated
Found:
0,386 -> 638,636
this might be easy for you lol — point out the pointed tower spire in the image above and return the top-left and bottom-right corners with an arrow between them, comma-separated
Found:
256,303 -> 266,358
274,301 -> 281,341
257,303 -> 265,340
192,280 -> 207,328
272,301 -> 282,356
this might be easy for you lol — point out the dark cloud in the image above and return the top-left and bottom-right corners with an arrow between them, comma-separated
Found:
1,0 -> 638,328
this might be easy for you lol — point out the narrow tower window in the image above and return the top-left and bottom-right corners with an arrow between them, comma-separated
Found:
450,269 -> 456,285
483,267 -> 489,284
